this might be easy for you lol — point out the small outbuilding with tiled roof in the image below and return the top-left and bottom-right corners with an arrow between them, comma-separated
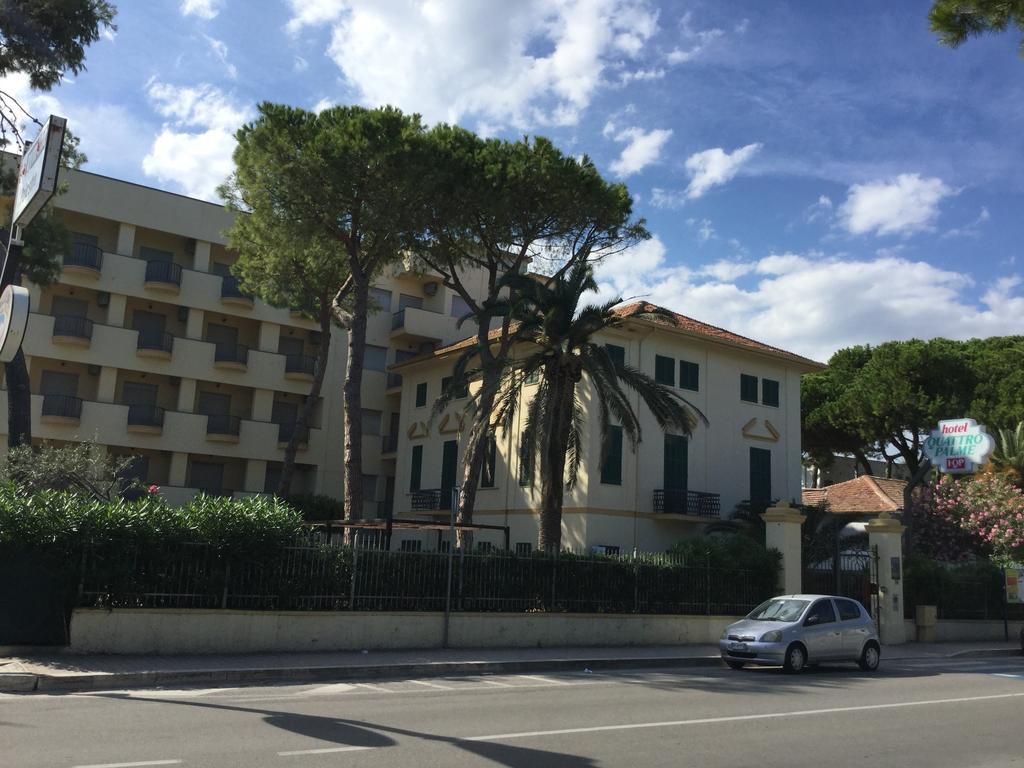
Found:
802,475 -> 907,515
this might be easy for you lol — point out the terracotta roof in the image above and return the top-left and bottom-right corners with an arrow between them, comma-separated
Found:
612,301 -> 824,369
392,300 -> 825,372
802,475 -> 907,515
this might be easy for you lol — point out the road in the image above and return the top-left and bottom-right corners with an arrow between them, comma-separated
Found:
3,656 -> 1024,767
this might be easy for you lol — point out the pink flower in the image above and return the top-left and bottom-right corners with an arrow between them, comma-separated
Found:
148,485 -> 159,494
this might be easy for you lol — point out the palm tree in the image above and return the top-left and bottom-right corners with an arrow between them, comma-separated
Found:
493,261 -> 706,552
990,421 -> 1024,488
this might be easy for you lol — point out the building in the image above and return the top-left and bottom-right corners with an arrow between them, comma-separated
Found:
0,168 -> 484,508
390,301 -> 824,554
802,454 -> 911,489
802,475 -> 907,516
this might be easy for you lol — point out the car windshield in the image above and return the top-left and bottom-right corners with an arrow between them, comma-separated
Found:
747,599 -> 809,622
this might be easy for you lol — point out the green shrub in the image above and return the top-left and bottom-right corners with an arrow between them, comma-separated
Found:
286,493 -> 346,522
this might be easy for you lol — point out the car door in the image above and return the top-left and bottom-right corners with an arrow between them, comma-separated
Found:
835,598 -> 871,658
801,599 -> 842,660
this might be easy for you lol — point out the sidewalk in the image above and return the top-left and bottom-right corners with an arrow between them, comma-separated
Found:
1,640 -> 1019,694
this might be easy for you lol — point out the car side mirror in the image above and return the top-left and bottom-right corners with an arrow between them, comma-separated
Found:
804,614 -> 819,626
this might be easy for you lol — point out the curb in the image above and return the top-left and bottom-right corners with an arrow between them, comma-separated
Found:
22,655 -> 723,694
949,648 -> 1023,659
0,673 -> 39,693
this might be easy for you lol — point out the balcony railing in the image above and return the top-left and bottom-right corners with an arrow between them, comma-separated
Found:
63,242 -> 103,271
136,329 -> 174,354
220,275 -> 253,302
652,489 -> 721,518
386,372 -> 403,390
391,308 -> 407,331
144,260 -> 183,287
411,488 -> 442,511
284,354 -> 316,376
382,433 -> 399,454
41,394 -> 83,420
213,342 -> 249,367
205,413 -> 241,437
277,421 -> 309,444
51,314 -> 94,340
127,404 -> 166,429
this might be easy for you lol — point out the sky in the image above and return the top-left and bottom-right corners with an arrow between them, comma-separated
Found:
5,0 -> 1024,363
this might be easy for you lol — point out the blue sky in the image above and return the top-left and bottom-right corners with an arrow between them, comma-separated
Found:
7,0 -> 1024,361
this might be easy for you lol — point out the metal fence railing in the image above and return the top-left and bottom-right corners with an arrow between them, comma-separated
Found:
76,540 -> 774,616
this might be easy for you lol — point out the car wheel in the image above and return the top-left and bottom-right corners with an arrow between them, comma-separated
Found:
725,660 -> 745,670
858,642 -> 881,672
783,643 -> 807,674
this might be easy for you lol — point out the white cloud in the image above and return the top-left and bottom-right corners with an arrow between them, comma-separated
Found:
181,0 -> 224,20
205,36 -> 238,79
804,194 -> 833,224
312,97 -> 333,113
838,173 -> 954,237
686,217 -> 715,242
0,72 -> 61,147
294,55 -> 309,72
607,125 -> 672,176
594,241 -> 1024,362
286,0 -> 661,130
942,206 -> 991,239
649,187 -> 688,209
666,11 -> 724,64
142,81 -> 252,201
683,142 -> 762,199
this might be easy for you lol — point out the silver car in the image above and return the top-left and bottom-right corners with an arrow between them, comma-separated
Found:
719,594 -> 880,673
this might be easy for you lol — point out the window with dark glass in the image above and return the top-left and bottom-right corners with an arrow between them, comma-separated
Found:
740,373 -> 759,403
481,435 -> 497,488
410,445 -> 423,491
441,375 -> 469,399
600,425 -> 624,485
364,344 -> 388,372
762,378 -> 780,407
369,287 -> 392,313
415,382 -> 428,408
605,344 -> 626,368
836,599 -> 862,621
679,360 -> 699,391
518,433 -> 534,486
806,599 -> 837,625
654,354 -> 675,386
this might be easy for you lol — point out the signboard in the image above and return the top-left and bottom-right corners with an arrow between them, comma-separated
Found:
1007,567 -> 1023,605
922,418 -> 995,474
0,285 -> 30,363
12,115 -> 67,230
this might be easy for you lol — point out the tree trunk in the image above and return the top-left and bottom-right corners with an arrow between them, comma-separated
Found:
342,279 -> 369,525
854,450 -> 873,477
538,371 -> 574,553
277,306 -> 332,498
454,370 -> 498,550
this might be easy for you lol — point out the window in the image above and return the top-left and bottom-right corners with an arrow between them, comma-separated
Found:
415,382 -> 428,408
515,542 -> 532,556
605,344 -> 625,368
364,344 -> 388,372
189,461 -> 225,495
370,287 -> 392,313
600,425 -> 624,485
836,599 -> 862,622
518,432 -> 534,486
805,599 -> 837,625
762,378 -> 780,407
410,445 -> 423,491
441,376 -> 469,399
749,447 -> 772,507
264,464 -> 282,493
400,539 -> 422,552
139,246 -> 172,262
476,542 -> 495,553
679,360 -> 699,392
524,369 -> 540,385
740,373 -> 759,403
72,232 -> 99,247
360,409 -> 382,435
451,295 -> 471,318
398,294 -> 423,311
481,435 -> 497,488
654,354 -> 675,386
440,440 -> 458,508
362,474 -> 379,502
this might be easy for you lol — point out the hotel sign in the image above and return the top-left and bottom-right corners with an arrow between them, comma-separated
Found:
923,418 -> 995,474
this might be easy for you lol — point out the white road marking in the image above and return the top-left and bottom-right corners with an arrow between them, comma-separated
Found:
467,691 -> 1024,742
409,680 -> 454,690
277,746 -> 374,756
479,678 -> 513,688
354,682 -> 393,693
72,761 -> 183,768
303,683 -> 358,696
518,675 -> 568,686
992,673 -> 1024,679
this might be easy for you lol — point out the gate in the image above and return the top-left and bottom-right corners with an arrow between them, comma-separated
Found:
802,521 -> 879,619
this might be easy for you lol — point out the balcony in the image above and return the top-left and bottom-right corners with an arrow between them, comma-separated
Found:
51,315 -> 93,347
220,275 -> 254,308
205,413 -> 242,442
277,420 -> 309,448
62,242 -> 103,277
652,489 -> 721,519
284,353 -> 316,381
213,342 -> 249,371
386,372 -> 403,391
136,329 -> 174,360
41,394 -> 83,425
126,404 -> 166,434
144,260 -> 183,293
381,433 -> 398,455
390,306 -> 447,344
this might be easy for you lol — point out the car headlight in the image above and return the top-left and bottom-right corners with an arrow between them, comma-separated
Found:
760,630 -> 783,643
720,628 -> 730,640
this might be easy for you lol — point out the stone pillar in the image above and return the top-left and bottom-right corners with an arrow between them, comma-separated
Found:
186,308 -> 204,340
168,452 -> 188,487
116,223 -> 136,256
96,366 -> 118,403
177,378 -> 197,412
251,388 -> 274,422
106,293 -> 127,327
244,460 -> 267,493
761,501 -> 805,596
193,240 -> 211,272
868,513 -> 907,645
258,322 -> 280,353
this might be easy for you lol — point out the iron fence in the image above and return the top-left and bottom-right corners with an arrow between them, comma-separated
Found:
76,540 -> 773,616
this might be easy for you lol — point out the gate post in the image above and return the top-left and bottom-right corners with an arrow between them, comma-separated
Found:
867,512 -> 907,645
761,501 -> 804,595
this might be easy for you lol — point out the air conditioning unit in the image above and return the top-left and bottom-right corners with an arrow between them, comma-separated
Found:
423,282 -> 439,297
177,306 -> 189,323
96,291 -> 110,308
184,238 -> 196,256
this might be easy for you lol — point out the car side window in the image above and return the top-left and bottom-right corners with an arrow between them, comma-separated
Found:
836,599 -> 862,621
805,599 -> 837,625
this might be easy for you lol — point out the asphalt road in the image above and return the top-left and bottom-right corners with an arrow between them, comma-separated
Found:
3,656 -> 1024,768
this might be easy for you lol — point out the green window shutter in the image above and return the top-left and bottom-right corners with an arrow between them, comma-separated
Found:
605,344 -> 625,368
440,440 -> 458,507
679,360 -> 699,391
654,355 -> 675,386
518,432 -> 534,486
663,435 -> 688,491
749,447 -> 771,506
441,376 -> 451,394
762,378 -> 780,407
601,425 -> 624,485
740,374 -> 758,403
410,444 -> 423,491
481,435 -> 497,488
415,381 -> 427,408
